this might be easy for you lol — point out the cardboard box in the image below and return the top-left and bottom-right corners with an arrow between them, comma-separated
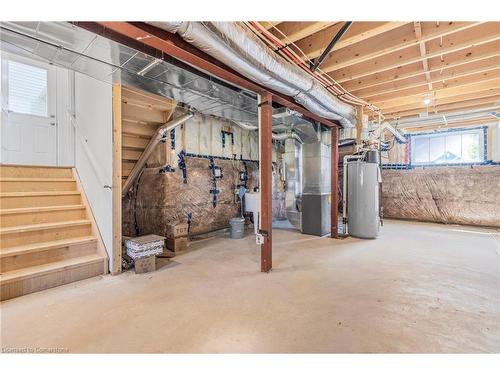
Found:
166,223 -> 189,239
125,234 -> 165,259
134,255 -> 156,274
166,236 -> 189,252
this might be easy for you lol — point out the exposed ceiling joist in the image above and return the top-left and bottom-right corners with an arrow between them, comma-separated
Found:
382,87 -> 500,114
259,21 -> 282,30
268,21 -> 337,43
384,95 -> 500,118
373,77 -> 500,109
320,21 -> 481,75
414,21 -> 432,90
331,23 -> 500,82
363,67 -> 500,102
342,41 -> 500,92
350,54 -> 500,97
403,116 -> 500,131
294,21 -> 408,60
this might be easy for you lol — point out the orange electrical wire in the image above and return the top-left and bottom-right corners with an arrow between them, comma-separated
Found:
245,21 -> 380,114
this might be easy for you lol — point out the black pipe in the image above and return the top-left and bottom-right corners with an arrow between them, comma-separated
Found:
311,22 -> 353,72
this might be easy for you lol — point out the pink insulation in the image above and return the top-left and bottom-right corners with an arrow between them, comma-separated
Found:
123,156 -> 286,237
382,166 -> 500,227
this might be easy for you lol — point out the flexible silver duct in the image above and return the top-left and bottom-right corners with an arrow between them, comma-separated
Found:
232,121 -> 303,143
148,22 -> 356,128
284,138 -> 302,230
272,132 -> 303,143
122,112 -> 194,196
381,122 -> 407,143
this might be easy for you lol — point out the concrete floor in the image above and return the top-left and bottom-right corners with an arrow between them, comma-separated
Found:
1,220 -> 499,353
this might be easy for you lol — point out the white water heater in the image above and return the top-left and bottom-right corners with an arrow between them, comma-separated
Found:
347,158 -> 381,239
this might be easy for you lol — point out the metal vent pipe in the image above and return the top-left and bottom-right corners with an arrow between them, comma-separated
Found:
147,22 -> 356,128
122,112 -> 194,196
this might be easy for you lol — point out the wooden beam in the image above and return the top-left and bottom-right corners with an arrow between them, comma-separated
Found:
330,127 -> 339,239
384,95 -> 500,118
330,22 -> 500,81
259,21 -> 282,30
111,84 -> 122,275
403,116 -> 500,131
374,77 -> 500,109
356,105 -> 363,144
259,92 -> 273,273
414,22 -> 432,90
295,22 -> 408,61
343,40 -> 500,93
353,56 -> 500,99
270,22 -> 336,43
319,21 -> 481,74
381,87 -> 500,116
365,67 -> 500,103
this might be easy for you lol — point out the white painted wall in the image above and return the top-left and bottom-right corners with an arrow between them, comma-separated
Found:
56,67 -> 74,166
73,72 -> 114,270
0,51 -> 75,166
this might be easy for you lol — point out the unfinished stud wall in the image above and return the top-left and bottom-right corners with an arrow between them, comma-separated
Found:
381,123 -> 500,226
122,111 -> 286,237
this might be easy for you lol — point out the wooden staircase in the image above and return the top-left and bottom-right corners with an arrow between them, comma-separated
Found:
0,165 -> 108,300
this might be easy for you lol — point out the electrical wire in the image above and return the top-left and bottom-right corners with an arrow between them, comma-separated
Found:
244,22 -> 380,115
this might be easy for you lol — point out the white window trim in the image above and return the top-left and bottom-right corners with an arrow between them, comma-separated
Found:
410,127 -> 486,166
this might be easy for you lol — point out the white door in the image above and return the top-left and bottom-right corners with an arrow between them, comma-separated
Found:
1,55 -> 57,165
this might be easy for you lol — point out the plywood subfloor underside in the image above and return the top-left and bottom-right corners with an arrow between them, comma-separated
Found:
1,220 -> 499,353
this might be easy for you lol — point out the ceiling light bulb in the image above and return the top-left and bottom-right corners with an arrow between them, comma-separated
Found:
423,98 -> 431,105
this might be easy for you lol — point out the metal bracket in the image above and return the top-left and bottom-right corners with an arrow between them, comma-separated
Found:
178,150 -> 187,183
258,229 -> 269,238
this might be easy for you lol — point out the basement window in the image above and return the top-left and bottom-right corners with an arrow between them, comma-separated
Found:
410,127 -> 485,165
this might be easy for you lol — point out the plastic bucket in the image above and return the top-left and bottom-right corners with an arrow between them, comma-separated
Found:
229,217 -> 245,239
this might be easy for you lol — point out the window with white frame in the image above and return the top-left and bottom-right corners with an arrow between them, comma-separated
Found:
410,128 -> 485,165
7,60 -> 48,117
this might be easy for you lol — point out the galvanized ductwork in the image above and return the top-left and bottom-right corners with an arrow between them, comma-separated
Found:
232,121 -> 304,143
284,138 -> 302,230
147,22 -> 356,128
300,127 -> 332,236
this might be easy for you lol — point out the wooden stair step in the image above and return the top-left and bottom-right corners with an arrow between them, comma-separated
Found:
0,191 -> 81,209
0,178 -> 76,192
0,204 -> 86,215
0,177 -> 75,181
0,236 -> 97,258
1,254 -> 104,283
0,236 -> 98,273
0,191 -> 79,197
0,205 -> 87,227
0,220 -> 91,235
0,220 -> 92,248
0,165 -> 73,179
0,254 -> 106,300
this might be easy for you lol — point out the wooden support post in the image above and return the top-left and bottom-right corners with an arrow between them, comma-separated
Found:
331,126 -> 339,238
356,105 -> 363,145
259,92 -> 273,272
112,84 -> 122,275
